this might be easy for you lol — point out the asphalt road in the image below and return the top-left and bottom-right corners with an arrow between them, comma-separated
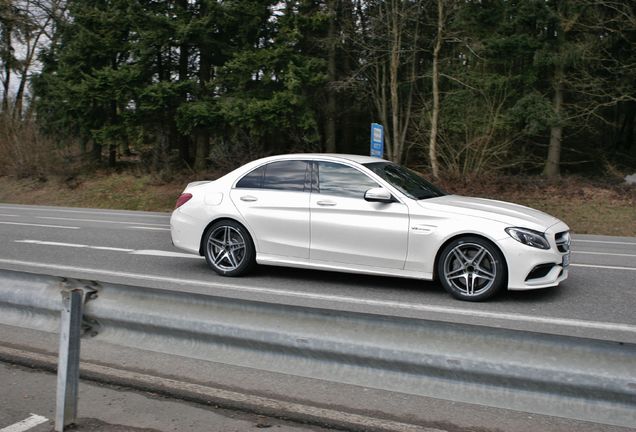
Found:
0,203 -> 635,343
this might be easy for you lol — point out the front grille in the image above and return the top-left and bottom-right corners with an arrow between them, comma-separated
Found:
555,231 -> 571,253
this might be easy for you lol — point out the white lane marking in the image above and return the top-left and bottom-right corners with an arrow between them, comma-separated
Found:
37,216 -> 169,227
0,414 -> 49,432
570,263 -> 636,271
129,226 -> 171,231
15,240 -> 134,252
22,238 -> 632,267
0,205 -> 168,219
0,214 -> 18,217
574,251 -> 636,258
131,249 -> 203,259
0,221 -> 79,230
14,240 -> 200,259
573,239 -> 636,246
0,258 -> 635,335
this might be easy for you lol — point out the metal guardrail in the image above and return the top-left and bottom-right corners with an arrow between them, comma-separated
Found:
0,268 -> 634,428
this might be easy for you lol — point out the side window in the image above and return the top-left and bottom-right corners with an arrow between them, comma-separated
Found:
262,160 -> 309,191
317,162 -> 379,198
236,166 -> 265,189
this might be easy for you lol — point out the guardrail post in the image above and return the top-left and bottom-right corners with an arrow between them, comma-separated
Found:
55,288 -> 85,432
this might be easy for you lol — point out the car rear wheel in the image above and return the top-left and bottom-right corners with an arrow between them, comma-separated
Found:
437,236 -> 506,301
204,220 -> 255,276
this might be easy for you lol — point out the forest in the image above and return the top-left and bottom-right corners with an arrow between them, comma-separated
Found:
1,0 -> 635,180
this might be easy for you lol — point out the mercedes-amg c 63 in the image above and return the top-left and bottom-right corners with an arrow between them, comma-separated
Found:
170,154 -> 570,301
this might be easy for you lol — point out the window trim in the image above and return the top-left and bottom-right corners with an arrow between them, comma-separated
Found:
232,157 -> 407,204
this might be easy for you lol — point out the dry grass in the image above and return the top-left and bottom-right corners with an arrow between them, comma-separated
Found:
0,173 -> 184,212
0,171 -> 634,236
0,113 -> 66,179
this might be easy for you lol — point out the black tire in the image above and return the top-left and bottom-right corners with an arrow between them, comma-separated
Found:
437,236 -> 507,301
203,220 -> 256,276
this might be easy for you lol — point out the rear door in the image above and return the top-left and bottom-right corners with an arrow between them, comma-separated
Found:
230,160 -> 311,259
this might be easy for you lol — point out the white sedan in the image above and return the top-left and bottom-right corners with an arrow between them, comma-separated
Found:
170,154 -> 570,301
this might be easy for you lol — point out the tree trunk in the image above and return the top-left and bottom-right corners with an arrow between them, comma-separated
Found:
92,141 -> 102,162
340,0 -> 354,153
428,0 -> 443,178
108,144 -> 117,167
194,130 -> 209,171
620,101 -> 635,152
121,134 -> 131,156
194,0 -> 211,171
1,15 -> 12,112
177,2 -> 190,164
544,64 -> 564,178
79,136 -> 87,154
109,59 -> 119,168
13,70 -> 26,117
13,19 -> 49,118
324,0 -> 337,153
389,0 -> 401,163
379,63 -> 390,157
154,127 -> 169,171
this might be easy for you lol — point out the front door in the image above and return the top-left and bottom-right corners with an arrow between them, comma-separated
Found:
310,161 -> 409,269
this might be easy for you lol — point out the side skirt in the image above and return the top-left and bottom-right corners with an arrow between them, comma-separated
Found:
256,254 -> 433,281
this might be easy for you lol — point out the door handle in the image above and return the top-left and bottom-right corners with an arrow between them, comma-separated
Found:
316,200 -> 336,206
240,195 -> 257,202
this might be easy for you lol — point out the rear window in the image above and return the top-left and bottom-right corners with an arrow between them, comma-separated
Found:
236,166 -> 264,188
236,160 -> 309,192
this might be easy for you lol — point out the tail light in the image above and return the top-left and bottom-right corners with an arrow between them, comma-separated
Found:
175,193 -> 193,209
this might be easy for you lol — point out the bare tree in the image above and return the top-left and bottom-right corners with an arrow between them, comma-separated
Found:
428,0 -> 443,178
543,0 -> 635,177
1,0 -> 18,112
0,0 -> 66,117
324,0 -> 338,153
355,0 -> 427,164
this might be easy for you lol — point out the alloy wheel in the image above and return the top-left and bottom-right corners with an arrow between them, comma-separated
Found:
207,225 -> 246,271
442,243 -> 497,297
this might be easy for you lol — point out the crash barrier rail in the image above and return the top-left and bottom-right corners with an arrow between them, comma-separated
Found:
0,268 -> 634,429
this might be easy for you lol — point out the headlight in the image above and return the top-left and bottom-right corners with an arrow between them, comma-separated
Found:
505,227 -> 550,250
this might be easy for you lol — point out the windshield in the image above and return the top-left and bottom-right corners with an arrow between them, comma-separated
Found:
363,162 -> 446,200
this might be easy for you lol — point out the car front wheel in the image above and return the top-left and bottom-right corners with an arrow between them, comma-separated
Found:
203,220 -> 255,276
437,236 -> 506,301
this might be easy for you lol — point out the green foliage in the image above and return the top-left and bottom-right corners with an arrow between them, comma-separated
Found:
508,92 -> 556,136
176,100 -> 219,135
25,0 -> 636,174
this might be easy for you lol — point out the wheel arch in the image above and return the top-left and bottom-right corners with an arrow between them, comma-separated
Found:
433,233 -> 509,285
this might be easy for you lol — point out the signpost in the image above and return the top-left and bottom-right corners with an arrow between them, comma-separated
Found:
370,123 -> 384,158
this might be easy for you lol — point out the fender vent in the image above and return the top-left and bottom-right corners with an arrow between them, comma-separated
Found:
526,263 -> 556,281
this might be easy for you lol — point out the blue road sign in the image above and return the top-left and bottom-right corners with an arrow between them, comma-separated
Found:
370,123 -> 384,158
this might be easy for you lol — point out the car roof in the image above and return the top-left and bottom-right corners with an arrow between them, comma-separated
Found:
261,153 -> 387,165
221,153 -> 391,186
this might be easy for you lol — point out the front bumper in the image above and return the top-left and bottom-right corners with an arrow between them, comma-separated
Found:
497,225 -> 570,290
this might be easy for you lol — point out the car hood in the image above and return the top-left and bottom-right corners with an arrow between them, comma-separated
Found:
418,195 -> 562,231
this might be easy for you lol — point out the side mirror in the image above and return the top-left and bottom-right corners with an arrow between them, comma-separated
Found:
364,187 -> 393,203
